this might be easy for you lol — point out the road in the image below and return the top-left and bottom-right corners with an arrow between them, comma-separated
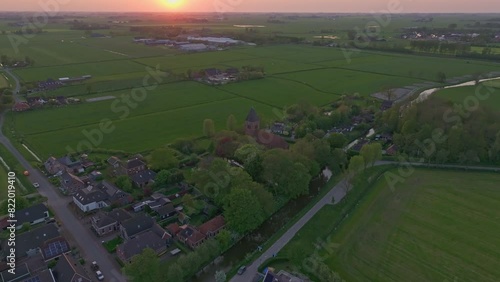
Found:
230,160 -> 500,282
2,68 -> 21,102
0,69 -> 126,282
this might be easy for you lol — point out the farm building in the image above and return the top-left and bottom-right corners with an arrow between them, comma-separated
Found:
12,102 -> 31,112
179,43 -> 208,52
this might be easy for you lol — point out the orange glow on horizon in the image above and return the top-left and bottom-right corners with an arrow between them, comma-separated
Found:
163,0 -> 185,9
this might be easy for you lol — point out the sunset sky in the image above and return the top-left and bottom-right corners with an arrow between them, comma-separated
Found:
2,0 -> 500,13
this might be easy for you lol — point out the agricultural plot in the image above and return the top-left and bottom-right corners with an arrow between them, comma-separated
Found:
0,32 -> 126,67
0,73 -> 9,89
435,82 -> 500,111
15,97 -> 275,157
291,169 -> 500,282
274,68 -> 427,96
220,77 -> 340,107
14,59 -> 147,82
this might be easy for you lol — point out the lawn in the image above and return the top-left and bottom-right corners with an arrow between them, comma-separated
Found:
0,165 -> 7,205
435,82 -> 500,111
103,236 -> 123,253
283,169 -> 500,282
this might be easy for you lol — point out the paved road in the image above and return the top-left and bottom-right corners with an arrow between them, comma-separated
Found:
0,70 -> 126,282
2,68 -> 21,102
230,160 -> 500,282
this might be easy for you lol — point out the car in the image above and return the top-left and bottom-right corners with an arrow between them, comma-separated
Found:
45,218 -> 55,224
96,270 -> 104,281
33,183 -> 40,188
237,266 -> 246,275
91,261 -> 99,271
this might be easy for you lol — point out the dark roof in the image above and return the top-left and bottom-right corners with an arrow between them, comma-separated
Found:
246,107 -> 260,122
255,130 -> 289,149
108,209 -> 132,223
51,253 -> 91,282
21,269 -> 55,282
198,215 -> 225,235
130,170 -> 156,185
155,203 -> 176,217
73,188 -> 108,206
121,215 -> 155,238
92,212 -> 116,229
14,224 -> 60,257
15,203 -> 49,225
41,237 -> 70,260
178,226 -> 205,245
126,158 -> 145,169
56,156 -> 81,168
0,263 -> 30,282
204,68 -> 220,76
107,156 -> 120,165
117,230 -> 165,261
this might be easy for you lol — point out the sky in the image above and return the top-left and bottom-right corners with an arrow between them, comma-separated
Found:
2,0 -> 500,13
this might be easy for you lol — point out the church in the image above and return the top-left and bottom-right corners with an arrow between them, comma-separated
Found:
244,107 -> 289,150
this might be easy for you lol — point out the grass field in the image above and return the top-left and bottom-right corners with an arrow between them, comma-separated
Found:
435,81 -> 500,111
0,73 -> 9,89
283,169 -> 500,282
0,165 -> 7,205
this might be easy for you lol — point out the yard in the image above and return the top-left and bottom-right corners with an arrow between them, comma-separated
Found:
103,236 -> 123,253
280,169 -> 500,282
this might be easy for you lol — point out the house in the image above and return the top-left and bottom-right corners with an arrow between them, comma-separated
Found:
120,214 -> 155,240
244,108 -> 289,150
154,203 -> 177,220
19,252 -> 48,276
132,195 -> 170,212
59,171 -> 85,195
386,144 -> 399,156
131,170 -> 156,188
14,203 -> 50,230
5,224 -> 61,259
0,263 -> 31,282
20,269 -> 55,282
12,102 -> 31,112
91,209 -> 131,237
51,253 -> 91,282
101,180 -> 132,206
123,158 -> 146,176
40,236 -> 70,261
270,122 -> 286,135
177,225 -> 206,249
263,269 -> 305,282
107,156 -> 121,168
198,215 -> 225,238
166,223 -> 181,237
44,157 -> 67,175
72,187 -> 109,213
56,156 -> 84,174
116,224 -> 171,263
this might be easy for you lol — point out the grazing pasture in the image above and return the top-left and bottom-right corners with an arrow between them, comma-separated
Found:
284,169 -> 500,282
435,82 -> 500,111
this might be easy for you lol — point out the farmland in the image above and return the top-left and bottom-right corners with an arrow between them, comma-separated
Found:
0,72 -> 9,89
281,169 -> 500,282
435,81 -> 500,111
0,165 -> 6,206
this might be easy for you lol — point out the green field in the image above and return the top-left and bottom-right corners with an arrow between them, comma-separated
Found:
284,169 -> 500,282
0,165 -> 7,205
435,81 -> 500,111
0,73 -> 9,89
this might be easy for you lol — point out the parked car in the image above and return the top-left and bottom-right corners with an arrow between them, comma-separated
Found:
91,261 -> 100,271
237,266 -> 246,275
33,183 -> 40,188
96,270 -> 104,281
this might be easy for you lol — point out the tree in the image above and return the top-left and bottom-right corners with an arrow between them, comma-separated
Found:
124,249 -> 161,282
154,170 -> 171,188
436,71 -> 447,83
215,270 -> 226,282
167,264 -> 183,282
216,229 -> 232,250
328,133 -> 347,149
224,188 -> 264,234
226,114 -> 237,131
115,175 -> 132,192
149,148 -> 179,171
203,119 -> 216,138
360,143 -> 382,168
243,181 -> 275,216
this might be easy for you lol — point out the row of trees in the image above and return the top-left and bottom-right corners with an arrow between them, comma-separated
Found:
0,55 -> 35,67
377,97 -> 500,164
409,40 -> 472,55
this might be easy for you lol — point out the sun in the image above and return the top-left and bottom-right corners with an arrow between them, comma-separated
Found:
164,0 -> 184,9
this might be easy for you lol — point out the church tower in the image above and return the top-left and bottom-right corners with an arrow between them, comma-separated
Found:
245,107 -> 260,136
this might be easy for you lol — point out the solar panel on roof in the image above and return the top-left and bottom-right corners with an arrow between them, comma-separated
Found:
24,276 -> 41,282
43,240 -> 69,258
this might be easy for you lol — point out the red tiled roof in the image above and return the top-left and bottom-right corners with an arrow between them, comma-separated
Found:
0,217 -> 8,230
166,223 -> 180,235
198,215 -> 225,235
255,130 -> 289,149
